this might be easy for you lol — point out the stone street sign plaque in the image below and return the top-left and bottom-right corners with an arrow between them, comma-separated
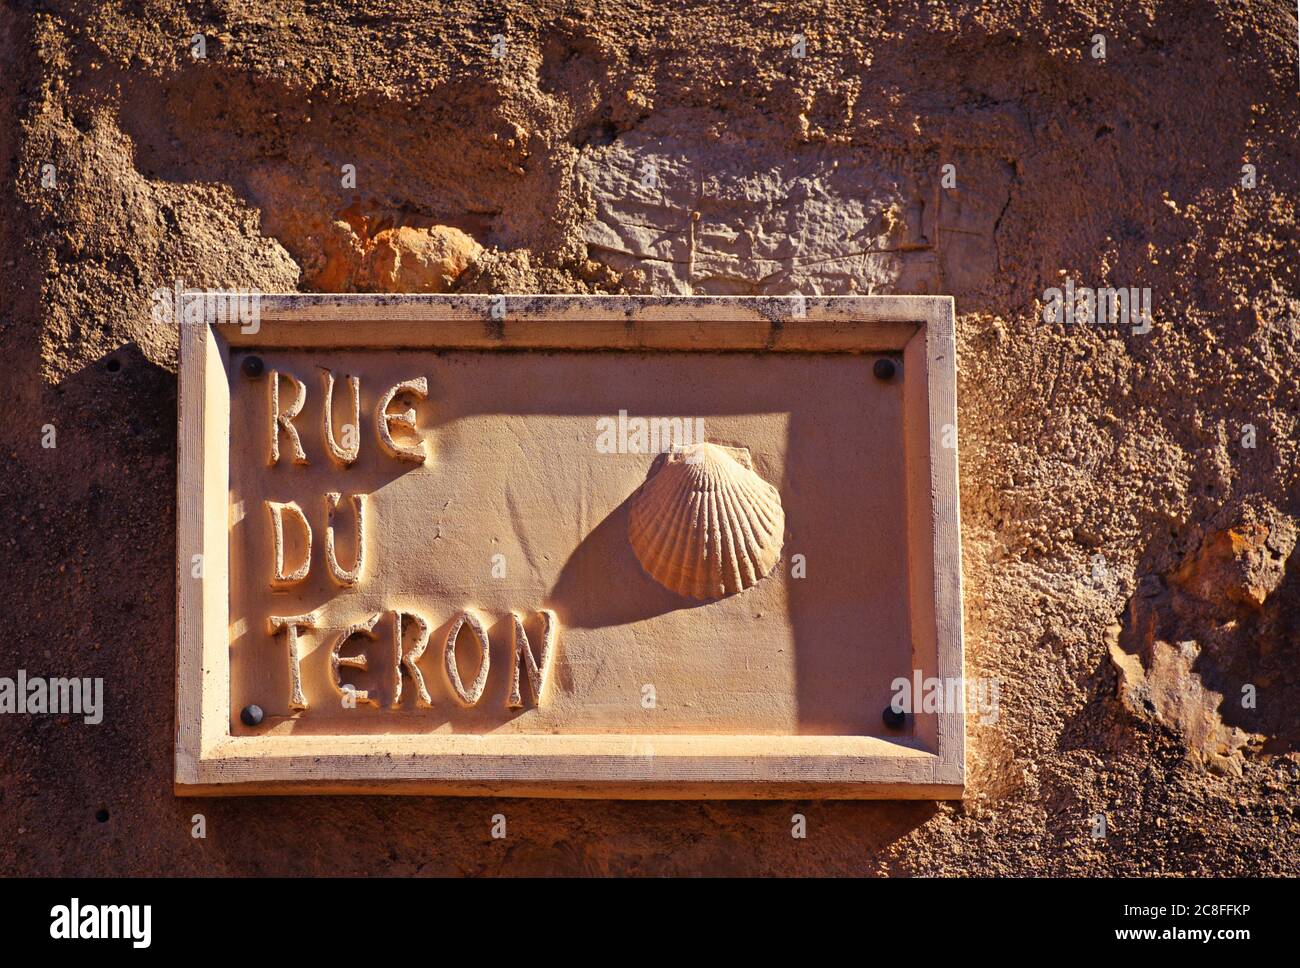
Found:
175,295 -> 964,797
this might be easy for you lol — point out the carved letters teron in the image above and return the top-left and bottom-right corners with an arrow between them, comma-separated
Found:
176,296 -> 964,798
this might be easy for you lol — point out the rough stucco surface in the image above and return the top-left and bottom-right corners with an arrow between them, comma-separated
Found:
2,1 -> 1298,876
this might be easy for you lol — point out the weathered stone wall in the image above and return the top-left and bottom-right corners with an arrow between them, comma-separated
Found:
2,0 -> 1297,875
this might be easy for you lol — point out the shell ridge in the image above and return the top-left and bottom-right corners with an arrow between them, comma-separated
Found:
715,475 -> 755,591
636,467 -> 695,572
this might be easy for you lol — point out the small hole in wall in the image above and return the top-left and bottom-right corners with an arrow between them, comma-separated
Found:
95,809 -> 109,823
105,358 -> 121,373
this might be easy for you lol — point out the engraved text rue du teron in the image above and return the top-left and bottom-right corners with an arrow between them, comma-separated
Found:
255,367 -> 557,716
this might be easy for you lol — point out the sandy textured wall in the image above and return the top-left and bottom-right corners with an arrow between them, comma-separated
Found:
1,1 -> 1297,875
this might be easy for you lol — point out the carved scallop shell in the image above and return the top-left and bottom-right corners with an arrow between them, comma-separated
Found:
628,443 -> 784,600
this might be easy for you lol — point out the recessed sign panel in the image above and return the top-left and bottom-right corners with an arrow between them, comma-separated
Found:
175,295 -> 964,797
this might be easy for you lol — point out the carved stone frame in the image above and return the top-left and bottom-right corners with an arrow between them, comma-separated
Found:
176,295 -> 964,798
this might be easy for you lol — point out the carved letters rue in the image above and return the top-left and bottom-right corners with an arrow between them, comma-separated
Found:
258,367 -> 558,716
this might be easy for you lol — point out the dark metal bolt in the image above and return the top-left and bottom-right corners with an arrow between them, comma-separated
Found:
241,355 -> 265,378
873,358 -> 897,381
240,704 -> 264,727
882,704 -> 907,730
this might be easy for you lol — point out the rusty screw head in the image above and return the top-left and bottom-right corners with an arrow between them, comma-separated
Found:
241,355 -> 265,378
240,704 -> 264,727
873,358 -> 896,381
882,704 -> 907,730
